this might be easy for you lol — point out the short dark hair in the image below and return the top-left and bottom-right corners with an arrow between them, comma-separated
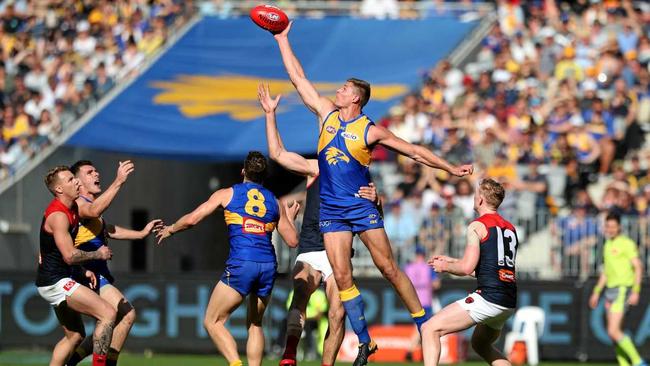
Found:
45,166 -> 71,195
479,178 -> 505,209
244,151 -> 267,183
70,160 -> 94,176
605,212 -> 621,224
347,78 -> 371,108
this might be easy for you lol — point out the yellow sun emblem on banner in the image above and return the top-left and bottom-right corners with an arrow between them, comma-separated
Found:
150,75 -> 407,121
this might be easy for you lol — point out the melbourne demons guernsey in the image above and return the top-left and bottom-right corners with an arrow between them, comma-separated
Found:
74,196 -> 113,282
317,110 -> 375,219
474,213 -> 518,308
35,199 -> 80,287
298,176 -> 324,254
224,182 -> 280,262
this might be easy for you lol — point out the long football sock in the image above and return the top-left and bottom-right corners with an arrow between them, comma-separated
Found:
340,285 -> 371,344
411,308 -> 430,333
618,336 -> 643,366
616,343 -> 631,366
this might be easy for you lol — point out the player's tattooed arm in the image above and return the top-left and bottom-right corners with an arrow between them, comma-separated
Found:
48,212 -> 113,265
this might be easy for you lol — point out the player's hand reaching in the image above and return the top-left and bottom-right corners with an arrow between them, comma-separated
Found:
429,255 -> 455,264
115,160 -> 135,185
156,225 -> 174,245
358,183 -> 379,204
257,84 -> 281,113
451,164 -> 473,177
429,258 -> 448,273
273,20 -> 292,40
283,199 -> 301,220
628,292 -> 639,306
85,270 -> 97,290
140,219 -> 164,239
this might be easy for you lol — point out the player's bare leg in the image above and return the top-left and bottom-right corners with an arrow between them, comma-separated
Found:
204,282 -> 245,365
471,324 -> 511,366
359,229 -> 423,314
65,285 -> 117,366
66,285 -> 136,366
281,261 -> 322,365
50,303 -> 85,366
324,231 -> 375,366
247,294 -> 271,366
101,285 -> 136,364
322,275 -> 346,366
421,303 -> 475,366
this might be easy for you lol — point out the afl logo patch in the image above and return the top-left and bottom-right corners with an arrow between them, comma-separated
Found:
341,132 -> 359,141
267,12 -> 280,21
465,296 -> 474,304
326,126 -> 336,134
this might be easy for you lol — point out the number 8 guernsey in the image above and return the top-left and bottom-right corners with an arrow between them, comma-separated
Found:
474,213 -> 518,308
224,182 -> 280,262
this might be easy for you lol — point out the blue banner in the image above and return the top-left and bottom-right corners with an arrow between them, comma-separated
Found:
67,17 -> 477,160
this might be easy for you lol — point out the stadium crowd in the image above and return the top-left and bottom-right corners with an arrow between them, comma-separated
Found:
0,0 -> 192,180
372,0 -> 650,277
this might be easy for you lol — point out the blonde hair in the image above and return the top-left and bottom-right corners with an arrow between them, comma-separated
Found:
44,166 -> 70,195
479,178 -> 505,209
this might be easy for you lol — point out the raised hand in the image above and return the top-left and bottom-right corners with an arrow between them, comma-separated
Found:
115,160 -> 135,184
142,219 -> 164,238
258,83 -> 281,113
273,20 -> 293,40
85,270 -> 97,290
284,199 -> 301,220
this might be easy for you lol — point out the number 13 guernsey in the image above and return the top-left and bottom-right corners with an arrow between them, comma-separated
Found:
474,213 -> 519,308
317,110 -> 376,220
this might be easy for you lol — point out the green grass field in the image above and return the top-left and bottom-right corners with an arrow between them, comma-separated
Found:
0,351 -> 611,366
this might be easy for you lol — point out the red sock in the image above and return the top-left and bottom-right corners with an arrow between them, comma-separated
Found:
322,364 -> 333,366
283,335 -> 300,359
92,353 -> 107,366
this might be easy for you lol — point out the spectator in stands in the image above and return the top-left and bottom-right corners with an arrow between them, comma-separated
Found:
384,200 -> 419,266
557,204 -> 599,277
418,203 -> 448,256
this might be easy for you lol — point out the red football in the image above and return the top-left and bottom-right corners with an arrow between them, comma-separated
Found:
249,5 -> 289,34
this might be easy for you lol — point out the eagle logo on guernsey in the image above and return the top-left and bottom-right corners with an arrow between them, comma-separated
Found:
325,147 -> 350,165
243,217 -> 265,235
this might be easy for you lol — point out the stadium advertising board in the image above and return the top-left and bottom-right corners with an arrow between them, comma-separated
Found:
0,273 -> 648,361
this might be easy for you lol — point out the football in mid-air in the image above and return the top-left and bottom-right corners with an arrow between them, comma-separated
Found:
249,5 -> 289,33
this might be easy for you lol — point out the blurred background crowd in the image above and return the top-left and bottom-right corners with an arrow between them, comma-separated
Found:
0,0 -> 192,180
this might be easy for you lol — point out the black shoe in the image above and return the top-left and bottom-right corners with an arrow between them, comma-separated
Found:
353,340 -> 378,366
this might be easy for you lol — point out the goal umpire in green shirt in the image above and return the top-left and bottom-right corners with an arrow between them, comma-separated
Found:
589,212 -> 646,366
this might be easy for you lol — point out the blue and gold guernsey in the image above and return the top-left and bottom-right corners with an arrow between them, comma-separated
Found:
223,182 -> 280,262
221,182 -> 280,297
74,196 -> 113,288
317,110 -> 383,233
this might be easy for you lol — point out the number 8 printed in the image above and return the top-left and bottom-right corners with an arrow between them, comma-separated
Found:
245,188 -> 267,217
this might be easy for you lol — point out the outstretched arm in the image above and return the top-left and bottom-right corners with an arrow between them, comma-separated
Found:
274,22 -> 335,119
368,125 -> 473,177
77,160 -> 135,218
429,221 -> 484,276
258,83 -> 319,177
106,219 -> 164,240
156,188 -> 233,244
277,199 -> 300,247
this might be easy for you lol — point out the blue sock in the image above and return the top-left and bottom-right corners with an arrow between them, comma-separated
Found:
411,309 -> 430,333
340,285 -> 371,344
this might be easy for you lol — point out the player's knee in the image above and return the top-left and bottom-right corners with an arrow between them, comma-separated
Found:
67,330 -> 85,344
606,323 -> 621,339
421,318 -> 443,337
333,271 -> 352,289
121,307 -> 136,327
377,260 -> 399,282
99,303 -> 117,323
